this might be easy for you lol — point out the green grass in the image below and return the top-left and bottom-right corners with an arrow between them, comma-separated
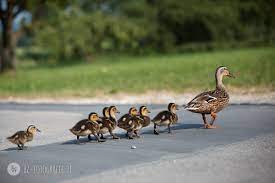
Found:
0,47 -> 274,98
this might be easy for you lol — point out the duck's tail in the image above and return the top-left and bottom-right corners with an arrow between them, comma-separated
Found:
69,128 -> 77,135
6,136 -> 13,143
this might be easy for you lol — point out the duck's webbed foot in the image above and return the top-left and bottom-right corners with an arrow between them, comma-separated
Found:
168,124 -> 172,133
134,130 -> 140,138
88,134 -> 93,141
154,124 -> 159,135
17,144 -> 23,150
127,131 -> 134,139
109,129 -> 119,139
100,134 -> 106,139
206,124 -> 217,129
210,112 -> 217,126
76,136 -> 82,144
94,134 -> 105,143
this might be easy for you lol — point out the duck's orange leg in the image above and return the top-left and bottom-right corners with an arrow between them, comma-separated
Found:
202,114 -> 211,129
209,112 -> 218,128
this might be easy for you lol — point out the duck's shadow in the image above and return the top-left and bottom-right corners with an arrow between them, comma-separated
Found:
61,134 -> 127,145
61,137 -> 101,145
3,147 -> 29,152
141,123 -> 203,135
2,123 -> 204,150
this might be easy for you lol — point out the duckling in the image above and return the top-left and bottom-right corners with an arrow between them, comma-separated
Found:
152,103 -> 179,135
118,107 -> 141,139
131,106 -> 151,138
70,112 -> 104,143
7,125 -> 41,150
185,66 -> 235,129
98,106 -> 120,139
97,107 -> 109,137
137,106 -> 151,128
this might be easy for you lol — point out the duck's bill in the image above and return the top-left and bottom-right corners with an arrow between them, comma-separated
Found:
116,111 -> 120,114
148,110 -> 151,113
36,128 -> 41,132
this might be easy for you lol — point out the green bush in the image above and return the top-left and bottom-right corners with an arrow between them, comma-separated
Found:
31,0 -> 275,61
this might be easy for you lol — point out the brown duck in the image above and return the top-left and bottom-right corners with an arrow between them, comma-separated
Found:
98,106 -> 120,139
137,106 -> 151,128
152,103 -> 179,134
7,125 -> 41,150
117,107 -> 142,139
70,112 -> 104,143
185,66 -> 235,128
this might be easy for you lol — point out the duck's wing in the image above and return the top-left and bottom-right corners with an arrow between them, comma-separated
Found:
185,91 -> 217,111
101,117 -> 114,127
70,119 -> 90,131
7,131 -> 26,144
152,111 -> 171,123
118,114 -> 132,129
139,115 -> 151,127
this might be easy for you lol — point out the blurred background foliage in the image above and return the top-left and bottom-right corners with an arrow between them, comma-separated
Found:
17,0 -> 274,62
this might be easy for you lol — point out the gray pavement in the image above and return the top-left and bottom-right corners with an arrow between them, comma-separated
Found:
0,103 -> 275,183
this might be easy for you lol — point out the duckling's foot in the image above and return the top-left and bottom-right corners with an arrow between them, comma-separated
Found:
134,131 -> 140,138
17,145 -> 23,150
112,136 -> 120,139
154,130 -> 159,135
97,140 -> 106,143
88,135 -> 93,141
128,136 -> 134,139
100,136 -> 106,140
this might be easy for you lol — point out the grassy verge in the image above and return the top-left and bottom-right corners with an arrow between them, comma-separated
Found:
0,47 -> 274,98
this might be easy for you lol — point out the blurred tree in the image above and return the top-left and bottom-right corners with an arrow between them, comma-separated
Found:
0,0 -> 27,72
0,0 -> 68,72
0,0 -> 46,72
5,0 -> 274,64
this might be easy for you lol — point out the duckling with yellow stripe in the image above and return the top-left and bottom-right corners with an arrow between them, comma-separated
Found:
118,107 -> 142,139
152,103 -> 179,135
98,106 -> 120,139
137,106 -> 151,128
70,112 -> 104,143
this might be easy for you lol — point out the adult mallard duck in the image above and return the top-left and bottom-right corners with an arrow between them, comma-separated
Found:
185,66 -> 235,129
7,125 -> 41,150
70,112 -> 104,143
98,106 -> 120,139
152,103 -> 179,135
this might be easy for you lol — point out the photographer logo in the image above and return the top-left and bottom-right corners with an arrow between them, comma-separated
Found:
7,162 -> 20,176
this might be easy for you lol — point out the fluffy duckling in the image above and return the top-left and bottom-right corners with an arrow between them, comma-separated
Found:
185,66 -> 234,129
137,106 -> 151,128
152,103 -> 179,135
98,106 -> 120,139
97,106 -> 109,129
70,112 -> 104,143
118,107 -> 141,139
7,125 -> 41,150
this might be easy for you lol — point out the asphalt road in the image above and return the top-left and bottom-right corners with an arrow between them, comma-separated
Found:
0,103 -> 275,183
